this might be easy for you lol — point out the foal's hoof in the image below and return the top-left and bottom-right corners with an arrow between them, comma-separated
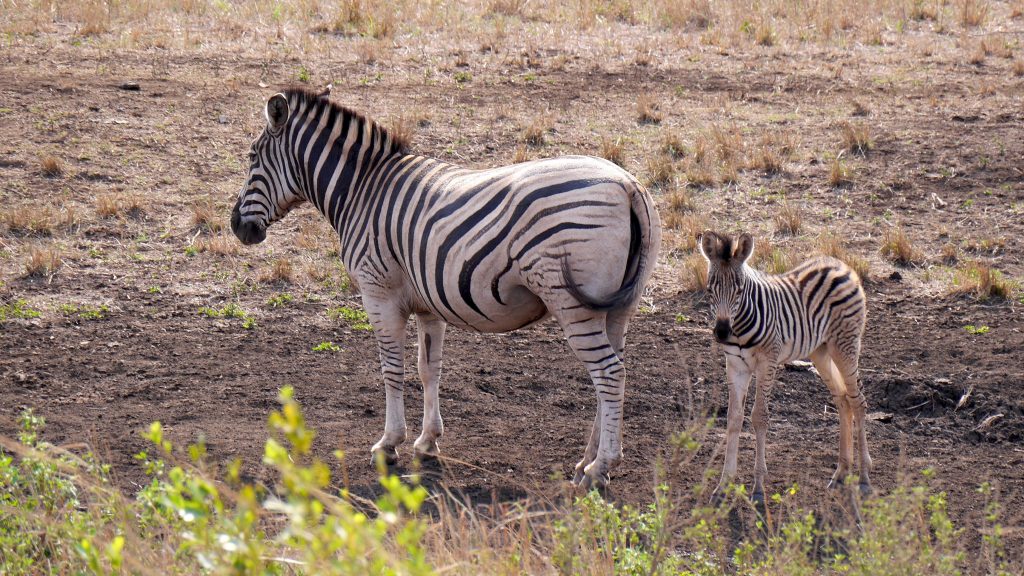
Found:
370,446 -> 399,467
709,488 -> 726,507
751,490 -> 766,508
858,482 -> 873,498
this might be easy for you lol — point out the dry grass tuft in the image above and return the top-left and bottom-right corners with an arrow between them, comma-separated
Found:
817,234 -> 870,281
663,212 -> 706,252
951,261 -> 1016,300
512,145 -> 530,163
487,0 -> 529,17
387,113 -> 420,149
520,115 -> 552,146
773,201 -> 802,235
941,242 -> 959,265
661,131 -> 685,159
24,245 -> 63,278
750,237 -> 792,275
828,156 -> 851,187
190,199 -> 222,233
880,225 -> 923,266
198,234 -> 239,256
39,155 -> 63,177
959,0 -> 989,27
644,154 -> 675,188
840,121 -> 873,154
261,258 -> 294,284
96,193 -> 144,219
636,94 -> 663,124
850,99 -> 869,116
680,251 -> 708,292
1013,58 -> 1024,77
910,0 -> 940,20
600,137 -> 626,167
665,187 -> 694,214
658,0 -> 713,29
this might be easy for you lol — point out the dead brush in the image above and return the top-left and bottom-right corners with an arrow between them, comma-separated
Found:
773,201 -> 802,235
951,261 -> 1015,300
190,199 -> 222,233
661,131 -> 686,159
39,155 -> 63,177
959,0 -> 988,27
828,156 -> 851,187
644,154 -> 675,189
680,251 -> 708,292
880,225 -> 923,266
817,233 -> 870,281
520,114 -> 552,146
600,136 -> 626,167
261,258 -> 294,284
636,94 -> 663,125
24,245 -> 63,278
840,121 -> 872,155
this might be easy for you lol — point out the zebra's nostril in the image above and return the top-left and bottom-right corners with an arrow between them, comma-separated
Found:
713,320 -> 731,342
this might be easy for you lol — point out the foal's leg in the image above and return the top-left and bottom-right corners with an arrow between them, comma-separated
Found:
810,345 -> 853,490
751,355 -> 779,505
713,353 -> 753,504
831,338 -> 872,495
413,312 -> 447,458
365,298 -> 410,465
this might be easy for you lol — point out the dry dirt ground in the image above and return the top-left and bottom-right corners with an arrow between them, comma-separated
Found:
1,3 -> 1023,563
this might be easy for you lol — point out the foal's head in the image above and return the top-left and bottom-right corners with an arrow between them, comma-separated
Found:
698,231 -> 754,343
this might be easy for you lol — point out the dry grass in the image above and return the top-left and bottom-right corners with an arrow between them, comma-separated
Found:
1013,58 -> 1024,77
817,233 -> 870,281
959,0 -> 989,27
24,245 -> 63,278
950,261 -> 1016,300
840,121 -> 873,155
636,94 -> 662,125
512,144 -> 529,163
773,201 -> 802,235
828,156 -> 851,187
661,131 -> 685,159
3,204 -> 80,236
599,136 -> 626,167
487,0 -> 529,17
96,193 -> 143,219
750,237 -> 792,275
850,99 -> 869,116
39,155 -> 63,177
663,212 -> 707,252
746,131 -> 793,174
197,234 -> 239,256
644,154 -> 675,188
680,251 -> 708,292
190,199 -> 223,233
656,0 -> 713,29
520,114 -> 552,146
260,258 -> 294,284
941,242 -> 959,265
880,225 -> 923,266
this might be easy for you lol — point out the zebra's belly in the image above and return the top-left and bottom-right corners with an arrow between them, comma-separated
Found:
437,285 -> 549,333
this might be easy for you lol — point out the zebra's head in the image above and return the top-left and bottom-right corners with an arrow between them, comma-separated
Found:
698,231 -> 754,343
231,92 -> 306,245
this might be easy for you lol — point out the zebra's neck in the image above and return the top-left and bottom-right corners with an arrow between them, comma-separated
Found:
732,266 -> 779,342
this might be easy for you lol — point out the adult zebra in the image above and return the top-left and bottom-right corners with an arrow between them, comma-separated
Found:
697,231 -> 870,505
230,87 -> 661,490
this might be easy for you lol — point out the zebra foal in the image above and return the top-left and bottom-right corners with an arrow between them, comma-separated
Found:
230,88 -> 661,490
698,231 -> 870,504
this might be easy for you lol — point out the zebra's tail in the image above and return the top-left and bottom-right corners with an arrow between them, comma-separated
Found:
560,184 -> 660,311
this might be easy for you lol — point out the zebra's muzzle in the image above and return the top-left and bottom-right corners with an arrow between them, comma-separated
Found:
231,206 -> 266,245
714,319 -> 731,343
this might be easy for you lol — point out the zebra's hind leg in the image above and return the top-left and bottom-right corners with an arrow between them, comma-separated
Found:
831,339 -> 872,496
809,346 -> 853,491
367,300 -> 410,466
413,312 -> 447,459
572,309 -> 631,485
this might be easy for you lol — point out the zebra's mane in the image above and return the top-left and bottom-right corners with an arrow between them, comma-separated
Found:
283,86 -> 410,155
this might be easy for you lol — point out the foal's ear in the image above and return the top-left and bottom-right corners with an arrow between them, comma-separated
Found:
319,83 -> 332,101
733,233 -> 754,264
698,231 -> 722,263
265,93 -> 289,132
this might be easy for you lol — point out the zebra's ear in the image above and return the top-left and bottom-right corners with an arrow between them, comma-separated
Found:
734,233 -> 754,264
265,93 -> 290,132
319,83 -> 332,100
698,231 -> 720,263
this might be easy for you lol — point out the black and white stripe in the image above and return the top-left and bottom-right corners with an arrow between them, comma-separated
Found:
231,88 -> 661,490
699,231 -> 870,504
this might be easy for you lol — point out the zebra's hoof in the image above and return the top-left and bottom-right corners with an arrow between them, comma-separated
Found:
412,438 -> 440,460
370,446 -> 399,467
571,459 -> 588,486
710,488 -> 726,507
859,482 -> 873,498
751,489 -> 765,507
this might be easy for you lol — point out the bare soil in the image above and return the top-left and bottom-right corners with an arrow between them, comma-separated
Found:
1,15 -> 1023,562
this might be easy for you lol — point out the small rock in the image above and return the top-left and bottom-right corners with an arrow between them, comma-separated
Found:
118,81 -> 140,91
889,271 -> 902,282
218,115 -> 229,124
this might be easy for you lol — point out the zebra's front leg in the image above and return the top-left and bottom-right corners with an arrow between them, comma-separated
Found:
366,302 -> 410,466
413,312 -> 446,459
751,356 -> 778,506
712,354 -> 752,505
